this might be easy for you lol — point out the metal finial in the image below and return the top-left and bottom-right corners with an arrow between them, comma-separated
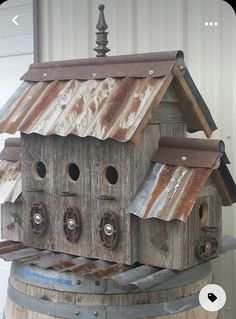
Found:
94,4 -> 110,57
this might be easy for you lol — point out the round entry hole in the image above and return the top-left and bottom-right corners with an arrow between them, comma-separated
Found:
32,161 -> 47,180
103,166 -> 118,185
67,163 -> 80,182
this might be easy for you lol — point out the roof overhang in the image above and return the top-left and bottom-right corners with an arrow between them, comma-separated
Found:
128,137 -> 236,222
0,51 -> 217,142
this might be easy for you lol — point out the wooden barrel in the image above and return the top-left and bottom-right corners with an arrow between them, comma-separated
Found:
4,260 -> 218,319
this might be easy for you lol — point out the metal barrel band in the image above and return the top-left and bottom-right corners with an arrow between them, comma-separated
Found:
10,260 -> 211,294
7,281 -> 200,319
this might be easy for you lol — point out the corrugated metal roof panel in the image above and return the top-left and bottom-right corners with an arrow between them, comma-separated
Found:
128,163 -> 212,222
0,241 -> 175,290
0,160 -> 22,204
0,77 -> 166,142
1,238 -> 235,291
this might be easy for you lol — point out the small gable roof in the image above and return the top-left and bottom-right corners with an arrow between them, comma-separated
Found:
128,137 -> 236,222
0,51 -> 216,143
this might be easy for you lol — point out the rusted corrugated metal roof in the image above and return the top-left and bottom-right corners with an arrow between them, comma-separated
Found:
0,51 -> 217,141
0,138 -> 21,204
128,163 -> 212,222
0,160 -> 21,204
128,137 -> 236,222
0,77 -> 167,142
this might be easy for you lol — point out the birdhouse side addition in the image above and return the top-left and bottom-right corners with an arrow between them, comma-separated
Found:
138,180 -> 222,270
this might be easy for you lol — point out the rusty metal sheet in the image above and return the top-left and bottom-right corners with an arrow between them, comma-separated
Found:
0,247 -> 43,261
0,237 -> 235,291
52,256 -> 91,272
0,77 -> 166,142
0,160 -> 22,204
152,136 -> 224,168
111,265 -> 157,286
21,61 -> 175,82
32,253 -> 73,269
17,251 -> 53,265
21,51 -> 183,81
128,163 -> 212,222
0,241 -> 24,255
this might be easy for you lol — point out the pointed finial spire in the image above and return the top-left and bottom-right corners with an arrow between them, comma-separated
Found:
94,4 -> 110,57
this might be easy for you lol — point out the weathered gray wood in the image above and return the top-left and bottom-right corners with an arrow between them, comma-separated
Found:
21,133 -> 55,250
130,124 -> 161,198
1,201 -> 23,242
138,177 -> 222,270
21,133 -> 93,258
160,122 -> 187,137
182,181 -> 222,270
90,137 -> 135,264
138,218 -> 184,269
161,82 -> 180,103
55,135 -> 92,258
150,103 -> 184,124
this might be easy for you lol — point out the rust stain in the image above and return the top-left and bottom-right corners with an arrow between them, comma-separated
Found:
0,77 -> 166,142
71,262 -> 98,274
0,241 -> 25,255
174,167 -> 211,221
144,165 -> 176,218
100,77 -> 137,133
0,160 -> 22,204
52,259 -> 77,271
19,81 -> 64,132
0,83 -> 34,133
92,263 -> 126,279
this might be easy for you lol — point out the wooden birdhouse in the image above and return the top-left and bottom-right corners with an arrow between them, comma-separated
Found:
0,7 -> 235,271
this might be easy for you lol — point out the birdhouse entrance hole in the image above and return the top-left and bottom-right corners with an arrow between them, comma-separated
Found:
67,163 -> 80,182
103,166 -> 118,185
32,161 -> 47,180
199,203 -> 208,222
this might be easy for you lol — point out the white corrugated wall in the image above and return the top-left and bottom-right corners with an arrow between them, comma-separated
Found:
0,0 -> 33,314
37,0 -> 235,317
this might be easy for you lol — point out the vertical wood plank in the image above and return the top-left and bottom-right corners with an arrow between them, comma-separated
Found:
90,137 -> 135,264
1,202 -> 23,242
55,135 -> 92,258
21,133 -> 56,250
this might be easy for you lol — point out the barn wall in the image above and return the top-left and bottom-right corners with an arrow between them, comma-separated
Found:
37,1 -> 236,318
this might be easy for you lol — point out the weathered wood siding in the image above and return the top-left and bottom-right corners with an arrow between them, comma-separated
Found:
1,201 -> 23,243
21,133 -> 56,250
182,180 -> 222,269
90,137 -> 134,263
